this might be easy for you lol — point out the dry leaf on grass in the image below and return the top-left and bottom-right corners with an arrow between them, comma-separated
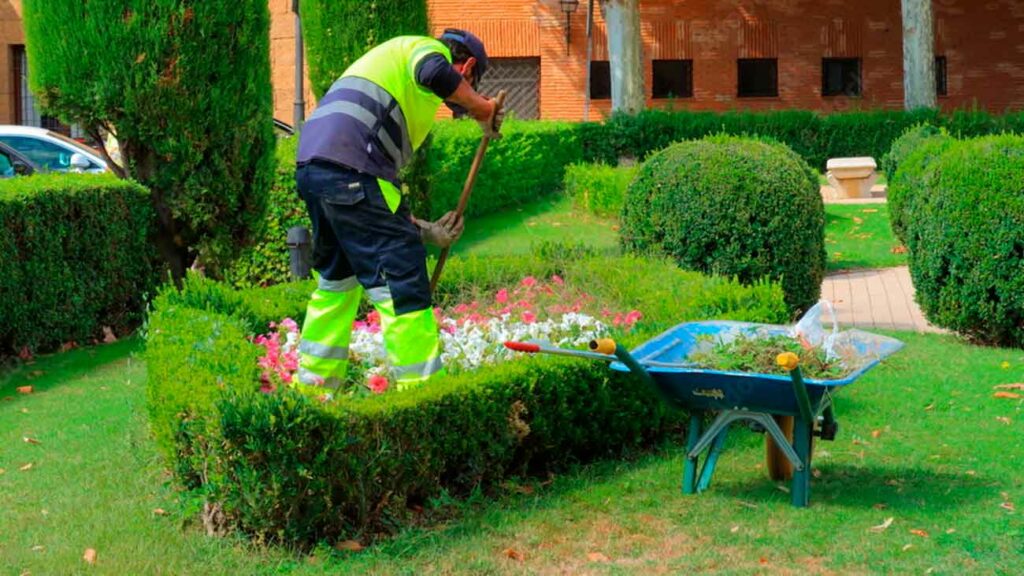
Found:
587,552 -> 610,563
871,429 -> 882,439
946,528 -> 956,534
23,437 -> 40,445
924,402 -> 935,411
19,463 -> 33,472
0,468 -> 5,475
902,544 -> 913,552
730,525 -> 740,533
862,209 -> 879,213
910,529 -> 929,538
994,392 -> 1022,399
1000,362 -> 1011,370
995,383 -> 1024,391
16,386 -> 33,395
31,545 -> 44,552
997,417 -> 1012,425
1000,502 -> 1015,512
869,517 -> 894,532
152,508 -> 168,517
20,408 -> 28,414
873,503 -> 889,510
890,245 -> 908,255
503,548 -> 525,562
334,540 -> 364,552
83,548 -> 97,564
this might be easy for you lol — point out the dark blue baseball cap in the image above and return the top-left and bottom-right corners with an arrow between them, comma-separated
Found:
439,28 -> 489,81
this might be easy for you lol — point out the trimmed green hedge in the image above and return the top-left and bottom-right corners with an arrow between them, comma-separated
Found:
146,253 -> 787,545
905,135 -> 1024,347
884,126 -> 954,243
410,120 -> 583,220
621,136 -> 825,315
300,0 -> 428,98
564,163 -> 636,217
0,175 -> 155,356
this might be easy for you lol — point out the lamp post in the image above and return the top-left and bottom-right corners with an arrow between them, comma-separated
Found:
560,0 -> 580,54
292,0 -> 305,131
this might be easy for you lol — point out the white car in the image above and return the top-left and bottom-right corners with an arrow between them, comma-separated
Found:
0,125 -> 107,174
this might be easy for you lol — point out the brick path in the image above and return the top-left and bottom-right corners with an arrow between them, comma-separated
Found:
821,267 -> 944,333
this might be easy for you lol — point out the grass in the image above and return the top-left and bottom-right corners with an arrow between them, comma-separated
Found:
825,203 -> 907,271
3,333 -> 1023,574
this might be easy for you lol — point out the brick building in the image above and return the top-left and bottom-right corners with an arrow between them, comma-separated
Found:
2,1 -> 1023,127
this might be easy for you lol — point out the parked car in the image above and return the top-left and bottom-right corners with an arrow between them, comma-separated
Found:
0,140 -> 38,177
0,126 -> 107,174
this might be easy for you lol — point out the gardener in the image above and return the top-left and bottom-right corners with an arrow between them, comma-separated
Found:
294,29 -> 504,395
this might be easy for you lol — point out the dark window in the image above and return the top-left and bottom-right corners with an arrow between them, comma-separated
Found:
822,58 -> 862,97
590,60 -> 611,100
737,58 -> 778,98
652,59 -> 694,99
477,57 -> 541,119
936,56 -> 948,96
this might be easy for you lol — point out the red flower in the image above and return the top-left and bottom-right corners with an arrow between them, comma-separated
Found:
368,374 -> 389,394
551,274 -> 564,286
521,276 -> 538,288
496,289 -> 509,304
522,311 -> 537,324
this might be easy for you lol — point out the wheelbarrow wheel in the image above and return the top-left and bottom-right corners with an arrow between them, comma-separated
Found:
765,415 -> 815,481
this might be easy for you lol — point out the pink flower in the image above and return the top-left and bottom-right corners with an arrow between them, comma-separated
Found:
453,303 -> 470,315
613,313 -> 624,327
515,299 -> 531,309
551,274 -> 564,286
368,374 -> 389,394
366,311 -> 381,326
260,382 -> 276,394
496,289 -> 509,304
521,276 -> 537,288
522,311 -> 537,324
280,318 -> 298,333
625,310 -> 643,326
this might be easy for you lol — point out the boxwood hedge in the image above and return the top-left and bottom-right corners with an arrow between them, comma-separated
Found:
885,126 -> 955,243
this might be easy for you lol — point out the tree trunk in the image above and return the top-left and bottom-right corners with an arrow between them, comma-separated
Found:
902,0 -> 936,110
601,0 -> 644,115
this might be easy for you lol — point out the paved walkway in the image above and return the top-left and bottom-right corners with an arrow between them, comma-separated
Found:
821,267 -> 945,333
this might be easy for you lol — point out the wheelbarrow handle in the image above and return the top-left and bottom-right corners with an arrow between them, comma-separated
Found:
777,352 -> 814,424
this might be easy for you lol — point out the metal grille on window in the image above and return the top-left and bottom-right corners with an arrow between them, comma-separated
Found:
477,57 -> 540,120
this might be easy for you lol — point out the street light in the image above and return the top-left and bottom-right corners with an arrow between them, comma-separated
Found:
560,0 -> 580,54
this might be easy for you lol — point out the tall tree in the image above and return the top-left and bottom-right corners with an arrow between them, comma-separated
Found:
902,0 -> 937,110
601,0 -> 645,114
23,1 -> 276,281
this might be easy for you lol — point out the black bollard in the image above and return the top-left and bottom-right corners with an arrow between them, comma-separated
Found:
286,226 -> 312,280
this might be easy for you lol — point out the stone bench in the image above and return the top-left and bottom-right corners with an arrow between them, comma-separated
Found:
826,157 -> 879,199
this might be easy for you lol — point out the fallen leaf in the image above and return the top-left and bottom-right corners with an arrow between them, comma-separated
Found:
994,392 -> 1022,399
759,557 -> 769,566
102,326 -> 117,344
20,408 -> 28,414
946,528 -> 956,534
997,417 -> 1012,425
776,484 -> 791,494
1000,502 -> 1015,512
862,209 -> 879,213
16,386 -> 33,395
135,53 -> 147,64
852,437 -> 870,446
23,436 -> 41,445
737,500 -> 758,509
334,540 -> 364,552
1001,361 -> 1011,370
890,245 -> 908,255
19,463 -> 33,472
873,503 -> 889,510
870,517 -> 894,532
924,402 -> 935,411
0,469 -> 5,475
902,544 -> 913,552
926,568 -> 935,575
995,383 -> 1024,391
730,525 -> 740,533
31,545 -> 44,552
83,548 -> 97,564
503,548 -> 525,562
853,217 -> 864,225
966,470 -> 977,476
587,552 -> 610,563
910,529 -> 929,538
152,508 -> 168,516
871,429 -> 882,439
59,341 -> 78,353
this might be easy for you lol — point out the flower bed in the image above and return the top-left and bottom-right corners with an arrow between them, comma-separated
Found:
146,253 -> 789,546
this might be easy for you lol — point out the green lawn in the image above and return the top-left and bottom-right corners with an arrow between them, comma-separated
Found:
825,203 -> 907,271
3,333 -> 1023,574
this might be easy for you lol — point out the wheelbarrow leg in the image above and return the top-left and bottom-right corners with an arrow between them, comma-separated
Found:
791,417 -> 813,508
682,412 -> 702,495
697,427 -> 729,493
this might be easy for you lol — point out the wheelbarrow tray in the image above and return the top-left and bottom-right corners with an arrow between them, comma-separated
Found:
610,320 -> 904,416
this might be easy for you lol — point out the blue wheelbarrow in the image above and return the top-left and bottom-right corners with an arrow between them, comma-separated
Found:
506,321 -> 904,507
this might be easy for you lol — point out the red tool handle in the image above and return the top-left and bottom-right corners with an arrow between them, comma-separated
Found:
504,341 -> 541,353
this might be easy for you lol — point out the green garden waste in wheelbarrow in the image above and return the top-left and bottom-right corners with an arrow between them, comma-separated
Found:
505,320 -> 904,507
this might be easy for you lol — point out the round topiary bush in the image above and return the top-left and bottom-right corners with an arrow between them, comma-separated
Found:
620,136 -> 825,315
884,124 -> 953,243
907,135 -> 1024,347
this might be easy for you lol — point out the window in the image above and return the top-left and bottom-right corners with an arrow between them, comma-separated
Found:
0,136 -> 90,172
822,58 -> 862,97
477,58 -> 541,119
737,59 -> 778,98
0,149 -> 14,177
936,56 -> 948,96
652,60 -> 694,99
590,60 -> 611,100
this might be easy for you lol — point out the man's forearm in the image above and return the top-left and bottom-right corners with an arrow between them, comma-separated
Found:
446,79 -> 493,121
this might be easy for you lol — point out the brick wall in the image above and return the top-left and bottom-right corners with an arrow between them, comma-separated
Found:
427,0 -> 1024,120
0,0 -> 24,124
268,0 -> 315,127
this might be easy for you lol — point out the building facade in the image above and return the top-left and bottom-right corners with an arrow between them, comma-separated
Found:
2,1 -> 1023,127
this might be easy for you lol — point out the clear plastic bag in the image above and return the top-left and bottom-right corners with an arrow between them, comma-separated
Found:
790,300 -> 840,360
